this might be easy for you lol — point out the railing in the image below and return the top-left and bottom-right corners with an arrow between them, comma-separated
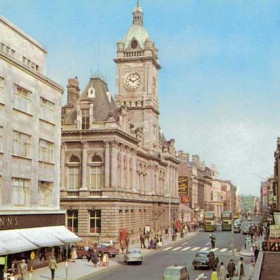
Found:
262,239 -> 280,251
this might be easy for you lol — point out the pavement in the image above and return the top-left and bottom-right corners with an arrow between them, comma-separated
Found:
24,230 -> 199,280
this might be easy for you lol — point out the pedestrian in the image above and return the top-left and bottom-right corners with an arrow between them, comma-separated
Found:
248,261 -> 255,280
227,259 -> 236,280
140,233 -> 146,249
254,246 -> 260,261
18,259 -> 28,280
70,246 -> 77,262
208,251 -> 216,269
211,268 -> 218,280
91,250 -> 98,267
39,248 -> 46,261
48,257 -> 57,280
237,257 -> 245,279
210,234 -> 216,249
98,251 -> 103,266
219,261 -> 227,280
102,253 -> 109,267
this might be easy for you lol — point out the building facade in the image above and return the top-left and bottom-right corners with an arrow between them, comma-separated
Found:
60,3 -> 180,244
274,138 -> 280,211
0,15 -> 64,220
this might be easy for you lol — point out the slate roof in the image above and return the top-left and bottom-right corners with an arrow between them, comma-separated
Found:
79,77 -> 119,122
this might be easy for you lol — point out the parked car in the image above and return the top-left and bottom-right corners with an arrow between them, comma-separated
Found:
76,246 -> 89,259
94,243 -> 119,258
124,248 -> 143,264
163,265 -> 190,280
192,250 -> 219,269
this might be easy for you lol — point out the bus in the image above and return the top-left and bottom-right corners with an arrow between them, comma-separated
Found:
221,211 -> 232,231
204,211 -> 216,232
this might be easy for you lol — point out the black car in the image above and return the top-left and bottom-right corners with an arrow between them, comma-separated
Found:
192,250 -> 219,269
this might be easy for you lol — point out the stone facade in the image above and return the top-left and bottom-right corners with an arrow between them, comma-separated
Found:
60,3 -> 179,244
0,16 -> 64,216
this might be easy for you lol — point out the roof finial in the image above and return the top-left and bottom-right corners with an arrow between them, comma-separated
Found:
137,0 -> 140,7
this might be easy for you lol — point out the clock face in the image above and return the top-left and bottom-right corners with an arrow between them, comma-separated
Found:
125,73 -> 141,90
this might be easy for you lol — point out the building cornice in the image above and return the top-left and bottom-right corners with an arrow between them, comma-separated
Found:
114,55 -> 161,70
0,52 -> 64,93
62,128 -> 140,145
0,15 -> 47,53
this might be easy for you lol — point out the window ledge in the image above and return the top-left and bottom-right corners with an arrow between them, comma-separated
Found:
38,160 -> 55,166
39,118 -> 55,126
13,108 -> 33,117
12,154 -> 32,161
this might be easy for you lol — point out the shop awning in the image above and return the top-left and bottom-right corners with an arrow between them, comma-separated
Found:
0,230 -> 38,255
18,227 -> 64,247
0,226 -> 81,256
47,226 -> 82,243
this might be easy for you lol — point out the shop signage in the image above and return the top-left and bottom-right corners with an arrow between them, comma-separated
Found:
0,217 -> 19,227
178,176 -> 188,195
274,212 -> 280,225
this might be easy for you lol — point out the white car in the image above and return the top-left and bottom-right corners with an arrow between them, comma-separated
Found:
124,248 -> 143,264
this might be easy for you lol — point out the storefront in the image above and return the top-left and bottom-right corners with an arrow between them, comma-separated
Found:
0,213 -> 81,274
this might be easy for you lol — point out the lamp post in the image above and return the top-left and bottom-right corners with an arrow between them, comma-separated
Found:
181,210 -> 184,238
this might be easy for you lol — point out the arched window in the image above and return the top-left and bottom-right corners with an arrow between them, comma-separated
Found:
68,155 -> 81,190
89,154 -> 104,190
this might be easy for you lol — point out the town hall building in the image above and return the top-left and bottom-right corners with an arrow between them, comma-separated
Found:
60,2 -> 180,244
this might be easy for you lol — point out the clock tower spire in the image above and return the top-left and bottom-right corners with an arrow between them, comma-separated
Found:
114,3 -> 161,151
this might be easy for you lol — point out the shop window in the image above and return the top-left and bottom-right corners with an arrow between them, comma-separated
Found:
12,178 -> 30,206
89,210 -> 101,233
14,85 -> 32,114
12,130 -> 31,158
67,210 -> 78,233
40,97 -> 55,123
81,108 -> 90,129
89,155 -> 103,190
39,181 -> 53,206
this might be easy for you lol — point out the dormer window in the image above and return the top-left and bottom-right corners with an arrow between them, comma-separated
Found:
81,108 -> 90,129
131,40 -> 138,49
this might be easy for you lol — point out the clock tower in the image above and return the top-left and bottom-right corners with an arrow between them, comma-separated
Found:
114,1 -> 161,151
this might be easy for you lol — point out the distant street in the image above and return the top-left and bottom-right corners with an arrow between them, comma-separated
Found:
85,226 -> 248,280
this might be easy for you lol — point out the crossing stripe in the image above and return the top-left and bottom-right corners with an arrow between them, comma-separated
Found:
211,248 -> 218,252
163,247 -> 172,251
172,247 -> 182,251
182,242 -> 188,245
206,242 -> 211,246
201,247 -> 210,251
229,249 -> 238,253
191,247 -> 200,251
182,246 -> 191,251
219,248 -> 228,252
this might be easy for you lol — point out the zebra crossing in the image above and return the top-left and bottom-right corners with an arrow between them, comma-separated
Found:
162,245 -> 238,253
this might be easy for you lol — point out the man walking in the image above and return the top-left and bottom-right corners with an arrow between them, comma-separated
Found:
19,259 -> 28,280
227,259 -> 236,280
49,257 -> 57,280
140,233 -> 146,249
219,261 -> 227,280
248,261 -> 255,280
237,257 -> 245,280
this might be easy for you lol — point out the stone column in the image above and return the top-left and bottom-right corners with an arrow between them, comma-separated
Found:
111,142 -> 118,188
81,141 -> 88,190
120,145 -> 124,189
104,141 -> 110,188
61,143 -> 66,190
127,150 -> 130,189
132,150 -> 137,191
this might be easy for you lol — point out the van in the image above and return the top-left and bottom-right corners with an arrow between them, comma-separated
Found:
163,265 -> 190,280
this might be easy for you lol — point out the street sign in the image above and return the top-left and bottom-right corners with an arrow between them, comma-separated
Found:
30,251 -> 35,260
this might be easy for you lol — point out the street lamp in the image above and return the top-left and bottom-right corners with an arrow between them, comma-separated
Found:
181,210 -> 184,238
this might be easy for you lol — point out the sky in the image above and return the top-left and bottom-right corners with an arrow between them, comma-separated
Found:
1,0 -> 280,196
